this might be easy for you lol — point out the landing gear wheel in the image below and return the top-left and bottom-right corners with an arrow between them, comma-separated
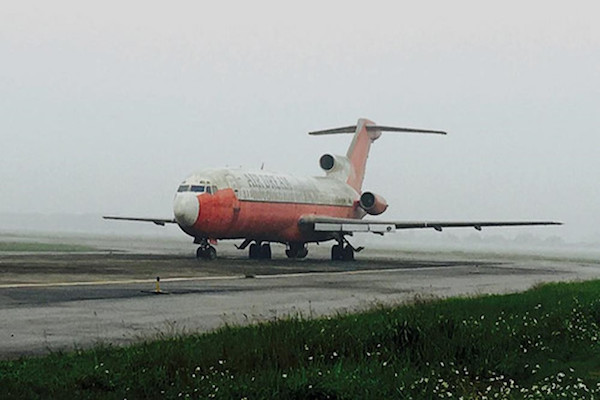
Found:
249,243 -> 260,259
297,248 -> 308,259
285,248 -> 298,259
342,245 -> 355,261
286,243 -> 307,259
331,244 -> 342,261
206,246 -> 217,260
197,245 -> 217,260
331,243 -> 354,261
260,244 -> 272,259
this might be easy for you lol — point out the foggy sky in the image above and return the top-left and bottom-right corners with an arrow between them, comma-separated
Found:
1,1 -> 598,242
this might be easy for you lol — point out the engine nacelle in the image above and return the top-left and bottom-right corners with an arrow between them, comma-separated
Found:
359,191 -> 388,215
319,154 -> 343,171
319,153 -> 352,177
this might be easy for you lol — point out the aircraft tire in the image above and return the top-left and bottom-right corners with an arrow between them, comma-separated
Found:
196,247 -> 206,259
331,244 -> 342,261
249,243 -> 260,259
285,249 -> 297,258
286,242 -> 304,258
297,248 -> 308,259
260,244 -> 272,259
342,245 -> 355,261
206,246 -> 217,260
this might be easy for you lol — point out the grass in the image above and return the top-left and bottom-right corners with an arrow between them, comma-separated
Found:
2,280 -> 600,399
0,242 -> 97,252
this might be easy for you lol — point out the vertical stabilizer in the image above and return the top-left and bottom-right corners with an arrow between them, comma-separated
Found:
345,118 -> 381,191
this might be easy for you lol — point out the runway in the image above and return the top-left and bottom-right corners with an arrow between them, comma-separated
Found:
1,241 -> 599,359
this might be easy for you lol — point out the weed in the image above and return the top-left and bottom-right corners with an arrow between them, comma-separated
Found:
1,280 -> 600,398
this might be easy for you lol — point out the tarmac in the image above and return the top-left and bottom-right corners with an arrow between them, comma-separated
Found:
1,237 -> 599,359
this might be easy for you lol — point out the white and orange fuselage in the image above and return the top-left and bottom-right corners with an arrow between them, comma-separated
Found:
173,168 -> 365,244
173,118 -> 388,247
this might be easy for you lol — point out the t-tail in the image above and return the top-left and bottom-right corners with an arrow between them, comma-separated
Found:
309,118 -> 446,192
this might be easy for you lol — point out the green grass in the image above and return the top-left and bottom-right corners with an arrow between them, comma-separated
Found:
2,280 -> 600,399
0,242 -> 97,252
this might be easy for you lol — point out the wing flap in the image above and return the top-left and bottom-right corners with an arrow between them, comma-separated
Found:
314,221 -> 395,233
302,216 -> 561,233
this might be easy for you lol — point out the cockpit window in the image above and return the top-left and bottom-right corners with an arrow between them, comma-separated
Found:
178,181 -> 215,194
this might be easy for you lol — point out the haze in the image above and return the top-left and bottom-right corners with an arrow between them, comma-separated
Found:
1,1 -> 598,243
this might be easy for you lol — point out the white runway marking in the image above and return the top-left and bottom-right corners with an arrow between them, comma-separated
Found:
0,265 -> 462,289
0,275 -> 246,289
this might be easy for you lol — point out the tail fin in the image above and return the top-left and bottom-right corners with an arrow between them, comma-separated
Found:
309,118 -> 446,192
345,118 -> 377,191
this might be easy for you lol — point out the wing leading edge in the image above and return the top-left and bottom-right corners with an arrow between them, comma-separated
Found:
299,216 -> 562,234
103,216 -> 176,226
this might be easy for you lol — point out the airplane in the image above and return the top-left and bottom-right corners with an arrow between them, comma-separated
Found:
104,118 -> 561,261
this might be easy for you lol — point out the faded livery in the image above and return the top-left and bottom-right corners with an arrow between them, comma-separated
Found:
174,169 -> 361,243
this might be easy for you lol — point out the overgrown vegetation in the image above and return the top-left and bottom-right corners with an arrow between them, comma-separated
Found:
0,242 -> 96,252
2,280 -> 600,399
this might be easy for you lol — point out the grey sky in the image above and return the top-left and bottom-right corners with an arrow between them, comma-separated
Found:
1,1 -> 598,241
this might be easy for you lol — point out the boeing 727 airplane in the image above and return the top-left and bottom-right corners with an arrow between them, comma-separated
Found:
104,118 -> 560,261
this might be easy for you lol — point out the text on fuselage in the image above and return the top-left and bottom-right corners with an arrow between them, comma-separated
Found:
244,173 -> 293,190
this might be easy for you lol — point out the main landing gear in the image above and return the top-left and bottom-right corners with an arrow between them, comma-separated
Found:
195,238 -> 217,260
331,238 -> 363,261
249,242 -> 272,260
230,239 -> 359,261
286,242 -> 308,259
235,239 -> 272,260
236,240 -> 305,259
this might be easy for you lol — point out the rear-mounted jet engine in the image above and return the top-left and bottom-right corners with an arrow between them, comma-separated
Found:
359,191 -> 388,215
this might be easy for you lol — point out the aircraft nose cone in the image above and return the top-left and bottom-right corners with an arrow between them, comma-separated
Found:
173,193 -> 200,227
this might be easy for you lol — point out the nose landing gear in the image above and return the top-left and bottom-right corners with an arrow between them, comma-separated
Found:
195,238 -> 217,260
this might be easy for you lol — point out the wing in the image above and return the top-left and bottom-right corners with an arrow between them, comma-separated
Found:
103,216 -> 177,226
299,215 -> 561,234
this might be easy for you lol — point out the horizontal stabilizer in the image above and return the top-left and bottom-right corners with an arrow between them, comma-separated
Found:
309,125 -> 447,136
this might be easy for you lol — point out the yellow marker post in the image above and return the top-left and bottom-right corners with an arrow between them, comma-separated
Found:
140,276 -> 169,295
